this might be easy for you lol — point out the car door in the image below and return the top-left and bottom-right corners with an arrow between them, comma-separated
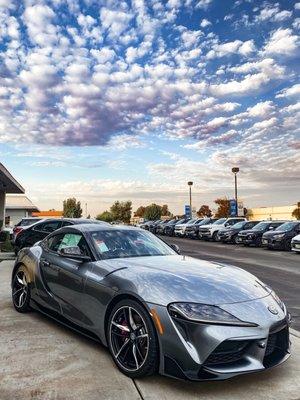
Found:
40,231 -> 94,326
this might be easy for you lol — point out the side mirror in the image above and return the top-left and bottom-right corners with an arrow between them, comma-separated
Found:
59,246 -> 91,262
170,244 -> 181,254
269,226 -> 274,231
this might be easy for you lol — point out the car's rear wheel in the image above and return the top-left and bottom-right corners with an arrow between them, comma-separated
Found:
107,299 -> 158,378
12,266 -> 31,313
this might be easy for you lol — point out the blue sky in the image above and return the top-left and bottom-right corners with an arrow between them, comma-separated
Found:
0,0 -> 299,215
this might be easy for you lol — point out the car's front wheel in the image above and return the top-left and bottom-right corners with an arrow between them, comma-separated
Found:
12,266 -> 31,313
107,299 -> 159,378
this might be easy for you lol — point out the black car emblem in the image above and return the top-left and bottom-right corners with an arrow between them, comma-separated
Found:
268,305 -> 278,315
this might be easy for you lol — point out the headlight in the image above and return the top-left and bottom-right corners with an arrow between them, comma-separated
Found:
273,233 -> 285,240
168,303 -> 257,326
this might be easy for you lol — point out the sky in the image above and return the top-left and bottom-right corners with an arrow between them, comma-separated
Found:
0,0 -> 299,216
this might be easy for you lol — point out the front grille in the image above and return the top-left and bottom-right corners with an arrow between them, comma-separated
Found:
204,340 -> 250,367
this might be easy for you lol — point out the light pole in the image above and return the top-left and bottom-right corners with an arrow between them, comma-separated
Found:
231,167 -> 239,216
188,181 -> 193,217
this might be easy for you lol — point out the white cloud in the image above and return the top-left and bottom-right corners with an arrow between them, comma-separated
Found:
200,18 -> 211,28
263,28 -> 299,56
207,39 -> 256,59
295,3 -> 300,10
276,83 -> 300,98
196,0 -> 213,10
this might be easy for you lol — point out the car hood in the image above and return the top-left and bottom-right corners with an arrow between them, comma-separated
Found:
292,234 -> 300,241
262,231 -> 279,238
198,224 -> 213,229
103,255 -> 271,306
238,229 -> 257,235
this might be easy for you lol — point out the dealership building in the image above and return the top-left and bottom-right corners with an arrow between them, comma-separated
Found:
0,163 -> 25,228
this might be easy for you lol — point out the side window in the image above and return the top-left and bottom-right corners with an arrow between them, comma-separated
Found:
58,233 -> 90,256
227,220 -> 236,226
245,222 -> 254,229
47,234 -> 65,252
34,220 -> 62,233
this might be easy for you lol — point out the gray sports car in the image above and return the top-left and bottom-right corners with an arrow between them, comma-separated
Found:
12,224 -> 291,381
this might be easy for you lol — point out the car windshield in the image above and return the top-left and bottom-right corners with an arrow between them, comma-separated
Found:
252,222 -> 269,231
90,229 -> 176,260
231,221 -> 245,229
275,222 -> 297,232
186,219 -> 197,225
198,218 -> 210,226
213,218 -> 226,225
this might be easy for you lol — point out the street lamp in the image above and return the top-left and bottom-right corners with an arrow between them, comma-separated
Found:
231,167 -> 239,216
188,181 -> 193,217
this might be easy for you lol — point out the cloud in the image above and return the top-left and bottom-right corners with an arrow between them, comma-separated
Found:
196,0 -> 213,10
200,18 -> 211,28
263,28 -> 299,56
276,83 -> 300,98
206,39 -> 256,59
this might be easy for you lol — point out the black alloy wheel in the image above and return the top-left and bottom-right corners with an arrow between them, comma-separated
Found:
108,299 -> 158,378
12,267 -> 31,313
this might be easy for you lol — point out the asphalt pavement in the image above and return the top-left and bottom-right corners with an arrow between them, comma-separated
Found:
161,235 -> 300,331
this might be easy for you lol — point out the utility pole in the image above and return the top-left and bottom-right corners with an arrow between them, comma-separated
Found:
231,167 -> 239,216
188,181 -> 193,218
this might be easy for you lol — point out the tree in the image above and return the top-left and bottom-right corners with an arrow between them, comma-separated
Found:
110,201 -> 132,223
292,204 -> 300,220
144,203 -> 162,220
214,198 -> 230,218
134,206 -> 146,217
161,204 -> 172,217
197,205 -> 212,217
96,211 -> 114,223
63,197 -> 82,218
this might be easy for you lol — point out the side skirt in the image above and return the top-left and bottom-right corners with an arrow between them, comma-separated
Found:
30,299 -> 103,345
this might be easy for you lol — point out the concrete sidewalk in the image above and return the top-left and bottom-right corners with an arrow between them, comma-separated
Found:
1,260 -> 299,400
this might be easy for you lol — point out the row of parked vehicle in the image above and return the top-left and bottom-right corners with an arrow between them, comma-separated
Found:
139,217 -> 300,252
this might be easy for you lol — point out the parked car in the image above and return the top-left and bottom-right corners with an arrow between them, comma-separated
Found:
156,220 -> 173,235
291,234 -> 300,253
218,220 -> 260,244
261,221 -> 300,251
13,217 -> 43,241
12,223 -> 290,381
185,218 -> 217,239
199,217 -> 247,241
174,218 -> 197,237
139,220 -> 152,230
13,218 -> 109,254
148,220 -> 163,234
236,221 -> 286,247
160,219 -> 178,236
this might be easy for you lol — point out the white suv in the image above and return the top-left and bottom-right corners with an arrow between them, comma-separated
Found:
199,217 -> 247,241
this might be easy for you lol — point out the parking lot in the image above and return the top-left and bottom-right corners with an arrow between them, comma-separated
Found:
161,236 -> 300,331
1,256 -> 300,400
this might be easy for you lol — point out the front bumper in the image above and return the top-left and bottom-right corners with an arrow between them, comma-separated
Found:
263,239 -> 285,250
291,241 -> 300,252
185,230 -> 198,238
237,236 -> 256,245
147,297 -> 291,381
199,230 -> 212,239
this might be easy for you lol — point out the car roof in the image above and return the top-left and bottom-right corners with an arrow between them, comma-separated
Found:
57,223 -> 139,233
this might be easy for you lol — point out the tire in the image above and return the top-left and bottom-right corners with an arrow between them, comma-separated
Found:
233,235 -> 239,244
284,240 -> 291,251
107,299 -> 159,379
212,231 -> 219,241
255,237 -> 262,247
12,265 -> 31,313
